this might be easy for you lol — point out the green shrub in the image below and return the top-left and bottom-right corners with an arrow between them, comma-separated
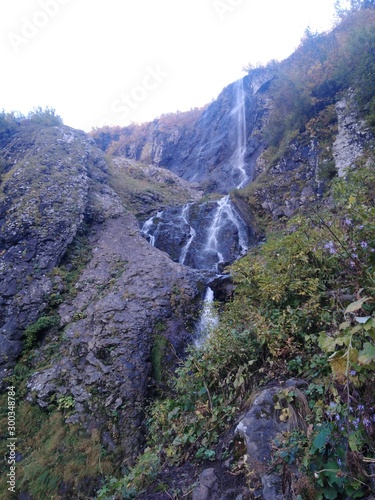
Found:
27,107 -> 63,127
23,315 -> 59,351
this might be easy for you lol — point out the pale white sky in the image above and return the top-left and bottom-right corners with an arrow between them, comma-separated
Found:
0,0 -> 337,132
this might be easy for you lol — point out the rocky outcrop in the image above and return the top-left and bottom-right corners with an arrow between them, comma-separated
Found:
0,123 -> 107,381
0,120 -> 204,464
251,138 -> 323,221
27,206 -> 202,465
234,380 -> 309,500
108,156 -> 203,219
333,91 -> 372,176
93,68 -> 274,194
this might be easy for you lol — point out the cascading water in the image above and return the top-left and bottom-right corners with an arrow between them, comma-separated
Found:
140,77 -> 252,274
194,287 -> 218,348
202,78 -> 250,272
179,203 -> 196,265
141,211 -> 163,246
140,77 -> 253,344
204,195 -> 248,272
230,78 -> 248,188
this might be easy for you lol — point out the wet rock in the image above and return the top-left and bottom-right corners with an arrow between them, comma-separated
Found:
142,197 -> 255,272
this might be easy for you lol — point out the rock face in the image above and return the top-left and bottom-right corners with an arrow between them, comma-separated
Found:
333,92 -> 372,176
0,119 -> 203,464
0,123 -> 106,380
250,138 -> 324,221
94,69 -> 273,194
164,74 -> 268,193
27,209 -> 202,465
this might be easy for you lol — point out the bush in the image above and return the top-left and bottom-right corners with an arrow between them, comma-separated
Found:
23,315 -> 59,351
0,111 -> 19,148
27,107 -> 63,127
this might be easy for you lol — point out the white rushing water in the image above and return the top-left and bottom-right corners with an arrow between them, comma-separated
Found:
141,77 -> 250,274
231,78 -> 248,189
204,195 -> 248,272
195,287 -> 219,347
140,211 -> 163,246
179,203 -> 197,265
202,78 -> 250,271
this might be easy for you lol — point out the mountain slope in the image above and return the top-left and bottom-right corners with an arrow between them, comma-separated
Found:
0,112 -> 204,497
1,6 -> 375,499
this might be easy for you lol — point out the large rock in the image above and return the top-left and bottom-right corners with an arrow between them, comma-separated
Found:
26,195 -> 203,464
234,381 -> 309,500
0,120 -> 204,464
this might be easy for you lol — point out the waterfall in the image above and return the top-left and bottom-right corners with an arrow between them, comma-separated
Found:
179,203 -> 196,265
140,77 -> 252,273
140,211 -> 163,246
195,287 -> 219,347
231,78 -> 248,189
201,78 -> 249,272
204,195 -> 248,272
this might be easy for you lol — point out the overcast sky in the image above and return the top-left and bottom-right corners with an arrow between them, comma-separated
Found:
1,0 -> 337,132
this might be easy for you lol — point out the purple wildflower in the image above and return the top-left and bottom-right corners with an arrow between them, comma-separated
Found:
324,241 -> 337,254
363,418 -> 371,429
360,241 -> 368,248
350,370 -> 357,376
344,218 -> 352,226
358,404 -> 365,412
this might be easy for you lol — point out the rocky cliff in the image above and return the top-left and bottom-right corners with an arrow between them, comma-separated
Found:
93,69 -> 273,194
0,116 -> 204,475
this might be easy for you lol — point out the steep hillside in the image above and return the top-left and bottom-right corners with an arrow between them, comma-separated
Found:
0,111 -> 204,498
90,7 -> 375,499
